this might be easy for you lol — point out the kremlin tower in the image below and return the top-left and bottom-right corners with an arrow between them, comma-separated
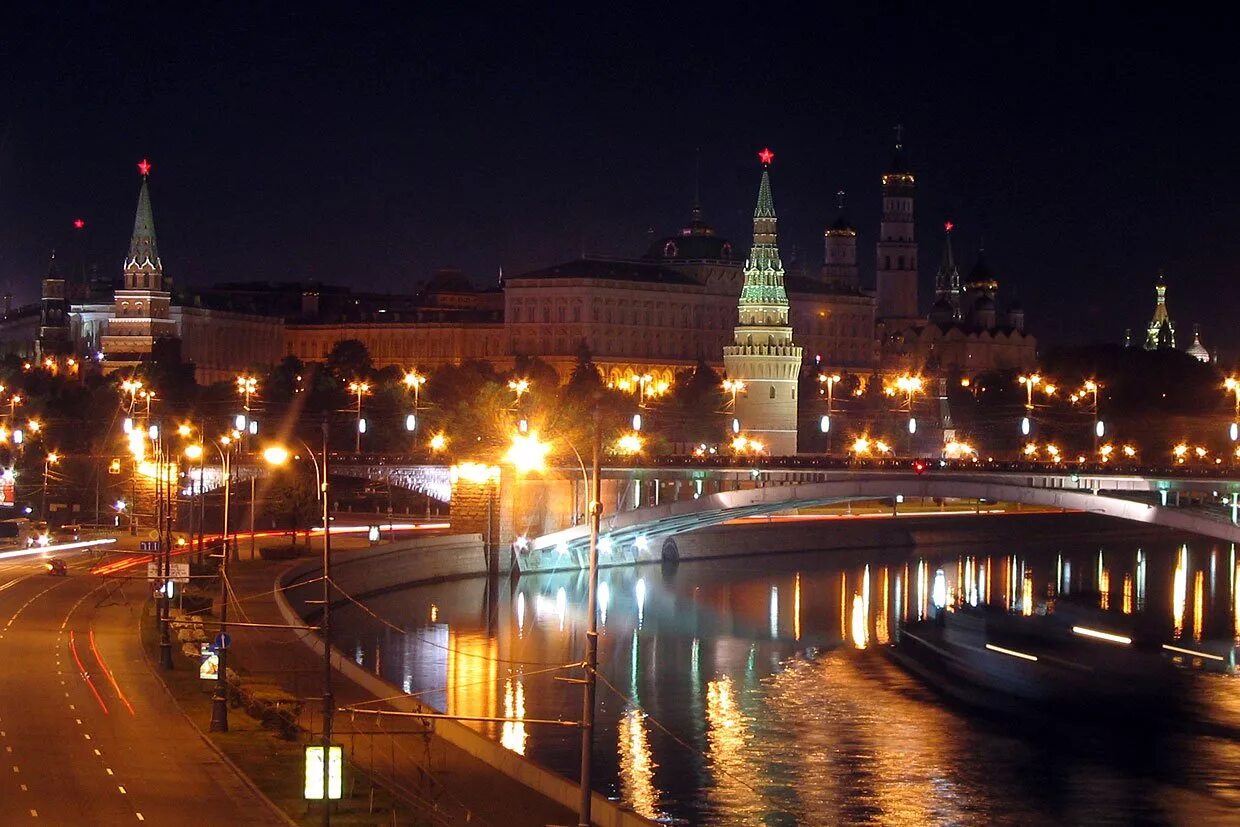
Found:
723,149 -> 803,455
875,128 -> 919,323
100,160 -> 179,371
822,191 -> 859,289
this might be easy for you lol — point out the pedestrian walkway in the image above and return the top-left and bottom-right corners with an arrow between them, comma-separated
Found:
223,553 -> 577,827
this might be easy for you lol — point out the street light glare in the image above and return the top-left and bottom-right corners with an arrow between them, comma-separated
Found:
184,444 -> 204,460
262,445 -> 291,466
505,431 -> 551,474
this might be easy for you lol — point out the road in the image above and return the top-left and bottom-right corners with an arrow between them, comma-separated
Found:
0,544 -> 286,825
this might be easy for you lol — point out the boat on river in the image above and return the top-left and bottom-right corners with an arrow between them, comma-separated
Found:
889,601 -> 1187,713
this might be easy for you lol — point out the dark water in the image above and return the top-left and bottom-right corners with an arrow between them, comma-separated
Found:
334,533 -> 1240,825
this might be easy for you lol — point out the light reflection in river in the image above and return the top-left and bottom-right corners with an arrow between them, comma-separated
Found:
618,707 -> 659,820
334,534 -> 1240,825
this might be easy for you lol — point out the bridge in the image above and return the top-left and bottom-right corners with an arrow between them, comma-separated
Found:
190,453 -> 1240,569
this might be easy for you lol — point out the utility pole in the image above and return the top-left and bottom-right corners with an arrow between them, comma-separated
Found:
577,404 -> 602,826
320,418 -> 333,826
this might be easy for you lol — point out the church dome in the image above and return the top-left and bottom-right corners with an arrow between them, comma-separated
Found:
1187,325 -> 1210,363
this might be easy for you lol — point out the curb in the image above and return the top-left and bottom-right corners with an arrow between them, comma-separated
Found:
135,602 -> 300,827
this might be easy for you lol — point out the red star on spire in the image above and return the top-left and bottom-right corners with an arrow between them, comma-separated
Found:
137,158 -> 152,177
944,221 -> 954,233
72,218 -> 86,230
757,147 -> 775,166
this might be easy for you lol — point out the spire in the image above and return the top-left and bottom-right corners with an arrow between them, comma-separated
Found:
934,222 -> 962,321
754,166 -> 776,219
745,149 -> 783,281
124,162 -> 163,283
1187,323 -> 1210,363
690,148 -> 703,224
889,125 -> 911,174
46,249 -> 60,279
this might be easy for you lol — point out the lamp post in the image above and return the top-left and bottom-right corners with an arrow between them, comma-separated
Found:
1018,373 -> 1041,411
347,381 -> 369,452
723,378 -> 745,411
500,420 -> 606,827
41,452 -> 58,521
1226,378 -> 1240,441
577,406 -> 603,827
207,436 -> 234,731
404,370 -> 426,411
818,373 -> 840,453
236,375 -> 258,412
319,419 -> 333,827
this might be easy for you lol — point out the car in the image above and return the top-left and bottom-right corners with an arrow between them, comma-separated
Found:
44,558 -> 67,576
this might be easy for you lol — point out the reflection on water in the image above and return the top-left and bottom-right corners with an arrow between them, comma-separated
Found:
335,534 -> 1240,825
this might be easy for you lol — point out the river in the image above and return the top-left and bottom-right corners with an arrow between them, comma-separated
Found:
333,530 -> 1240,825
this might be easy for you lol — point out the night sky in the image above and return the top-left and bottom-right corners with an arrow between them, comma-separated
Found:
3,5 -> 1239,357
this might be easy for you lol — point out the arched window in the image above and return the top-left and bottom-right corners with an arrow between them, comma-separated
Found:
769,386 -> 776,399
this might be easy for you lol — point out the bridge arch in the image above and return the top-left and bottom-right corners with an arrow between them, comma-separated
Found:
529,473 -> 1240,571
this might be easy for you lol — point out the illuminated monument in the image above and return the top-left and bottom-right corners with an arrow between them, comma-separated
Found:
100,159 -> 178,371
723,148 -> 803,455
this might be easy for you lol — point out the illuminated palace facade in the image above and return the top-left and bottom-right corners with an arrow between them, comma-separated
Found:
15,140 -> 1035,390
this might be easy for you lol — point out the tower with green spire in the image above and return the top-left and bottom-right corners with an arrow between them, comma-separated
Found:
101,160 -> 179,371
723,149 -> 803,455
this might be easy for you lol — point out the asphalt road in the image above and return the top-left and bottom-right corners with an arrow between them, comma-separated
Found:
0,546 -> 286,825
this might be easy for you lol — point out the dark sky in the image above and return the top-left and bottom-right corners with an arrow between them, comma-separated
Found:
3,5 -> 1239,357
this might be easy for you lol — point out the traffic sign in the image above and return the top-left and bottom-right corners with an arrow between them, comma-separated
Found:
214,632 -> 232,650
146,562 -> 190,583
139,540 -> 160,551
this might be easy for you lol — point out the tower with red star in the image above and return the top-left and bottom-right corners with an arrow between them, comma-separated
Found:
875,127 -> 919,323
100,160 -> 179,370
723,149 -> 803,455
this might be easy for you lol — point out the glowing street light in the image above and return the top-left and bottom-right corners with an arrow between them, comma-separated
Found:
1018,374 -> 1042,410
851,436 -> 871,456
722,378 -> 746,411
893,374 -> 924,410
403,370 -> 427,411
262,445 -> 291,466
347,381 -> 370,451
184,443 -> 204,461
235,375 -> 258,411
614,433 -> 644,456
429,432 -> 447,452
818,373 -> 841,452
504,431 -> 551,474
506,377 -> 530,403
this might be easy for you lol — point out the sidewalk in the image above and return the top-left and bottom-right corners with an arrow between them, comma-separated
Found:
222,551 -> 578,827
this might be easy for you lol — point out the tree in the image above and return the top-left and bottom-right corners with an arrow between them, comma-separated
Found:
324,339 -> 373,382
263,475 -> 319,547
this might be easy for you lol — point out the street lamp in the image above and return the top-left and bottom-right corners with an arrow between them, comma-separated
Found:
637,373 -> 653,408
1225,378 -> 1240,440
500,420 -> 604,827
404,370 -> 427,411
722,378 -> 745,411
206,436 -> 234,732
42,452 -> 59,521
818,373 -> 841,453
429,432 -> 447,453
1018,374 -> 1042,410
347,381 -> 370,452
121,379 -> 142,413
236,375 -> 259,412
506,377 -> 530,404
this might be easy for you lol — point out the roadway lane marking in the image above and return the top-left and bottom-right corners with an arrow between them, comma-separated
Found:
106,768 -> 113,775
12,764 -> 19,772
89,627 -> 136,716
29,809 -> 36,817
20,783 -> 26,791
118,785 -> 126,794
136,814 -> 144,821
68,631 -> 109,715
83,734 -> 90,740
4,582 -> 64,631
93,749 -> 101,756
